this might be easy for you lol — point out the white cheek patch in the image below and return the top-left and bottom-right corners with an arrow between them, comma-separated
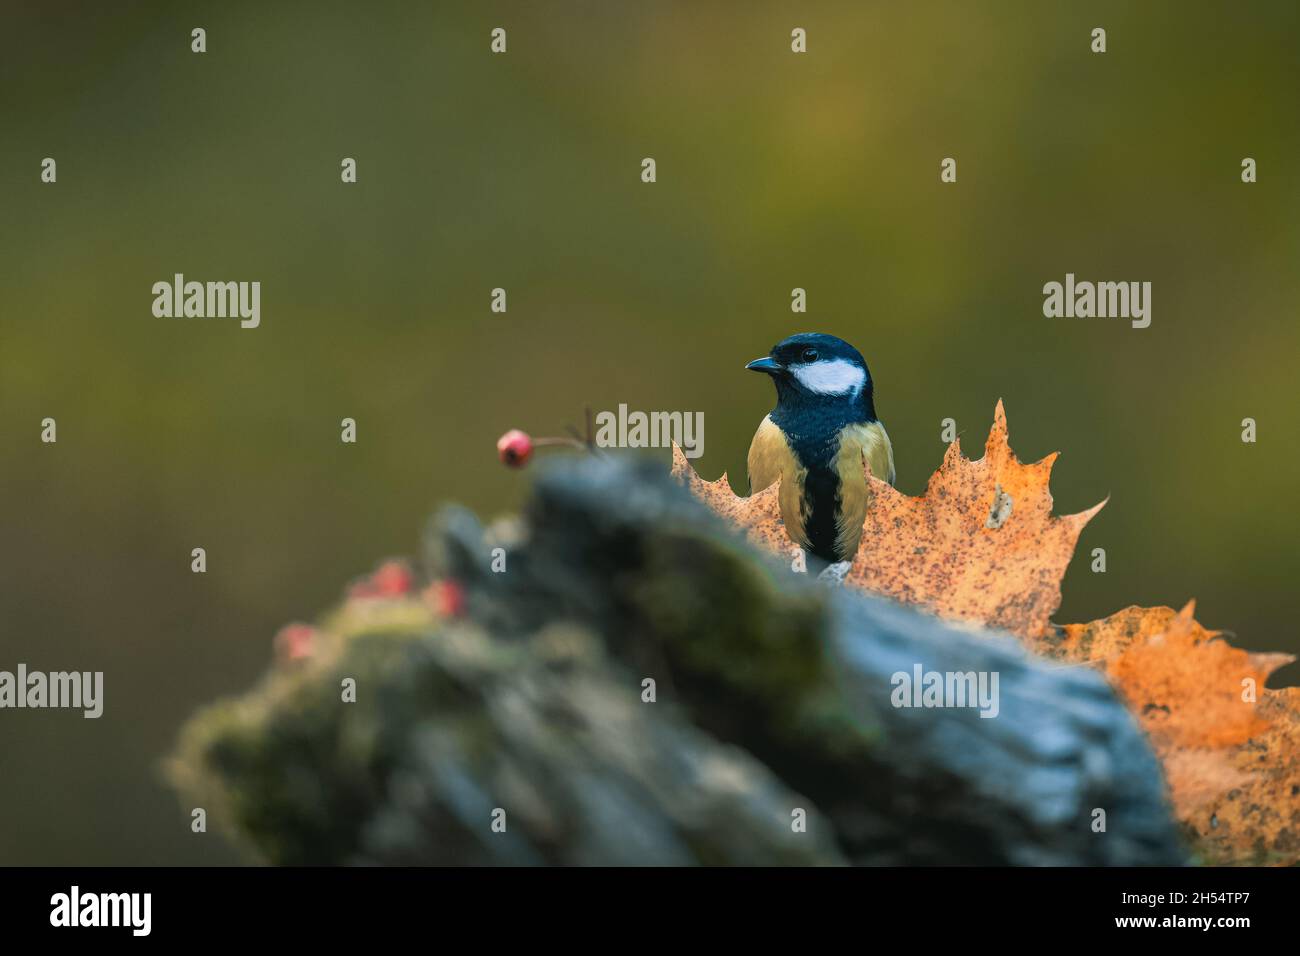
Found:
791,358 -> 866,396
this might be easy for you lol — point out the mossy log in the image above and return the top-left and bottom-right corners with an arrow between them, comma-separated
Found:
171,457 -> 1186,865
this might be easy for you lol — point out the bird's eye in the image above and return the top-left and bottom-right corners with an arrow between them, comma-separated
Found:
801,348 -> 819,362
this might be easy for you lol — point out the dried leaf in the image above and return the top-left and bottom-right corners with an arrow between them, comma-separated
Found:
670,445 -> 795,559
842,401 -> 1103,638
1038,603 -> 1300,865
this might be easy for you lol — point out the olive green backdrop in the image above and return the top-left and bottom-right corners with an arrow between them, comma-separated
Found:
1,1 -> 1297,864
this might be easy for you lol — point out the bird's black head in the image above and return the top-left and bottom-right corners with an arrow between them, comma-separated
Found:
745,332 -> 877,419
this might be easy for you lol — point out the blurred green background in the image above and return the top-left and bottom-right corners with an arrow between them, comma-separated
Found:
1,1 -> 1297,864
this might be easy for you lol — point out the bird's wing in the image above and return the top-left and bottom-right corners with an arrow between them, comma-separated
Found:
833,421 -> 896,559
867,420 -> 896,487
747,415 -> 786,493
836,420 -> 895,486
746,415 -> 811,549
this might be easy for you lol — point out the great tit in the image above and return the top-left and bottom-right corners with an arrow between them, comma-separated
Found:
745,332 -> 895,566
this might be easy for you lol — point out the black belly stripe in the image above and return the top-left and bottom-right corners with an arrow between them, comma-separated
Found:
801,464 -> 842,563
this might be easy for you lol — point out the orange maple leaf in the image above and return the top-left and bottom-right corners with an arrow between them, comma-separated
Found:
1036,603 -> 1300,866
670,449 -> 793,559
843,401 -> 1104,638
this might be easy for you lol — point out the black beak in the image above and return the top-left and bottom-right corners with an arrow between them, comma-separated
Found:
745,356 -> 783,375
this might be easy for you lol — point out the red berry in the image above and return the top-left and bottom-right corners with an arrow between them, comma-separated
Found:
274,622 -> 318,663
370,560 -> 414,596
497,429 -> 533,468
423,579 -> 467,618
348,560 -> 414,599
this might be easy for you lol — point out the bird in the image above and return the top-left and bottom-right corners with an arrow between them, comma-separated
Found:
745,332 -> 895,569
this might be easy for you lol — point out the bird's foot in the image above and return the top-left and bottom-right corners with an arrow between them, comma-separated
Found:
817,560 -> 852,586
